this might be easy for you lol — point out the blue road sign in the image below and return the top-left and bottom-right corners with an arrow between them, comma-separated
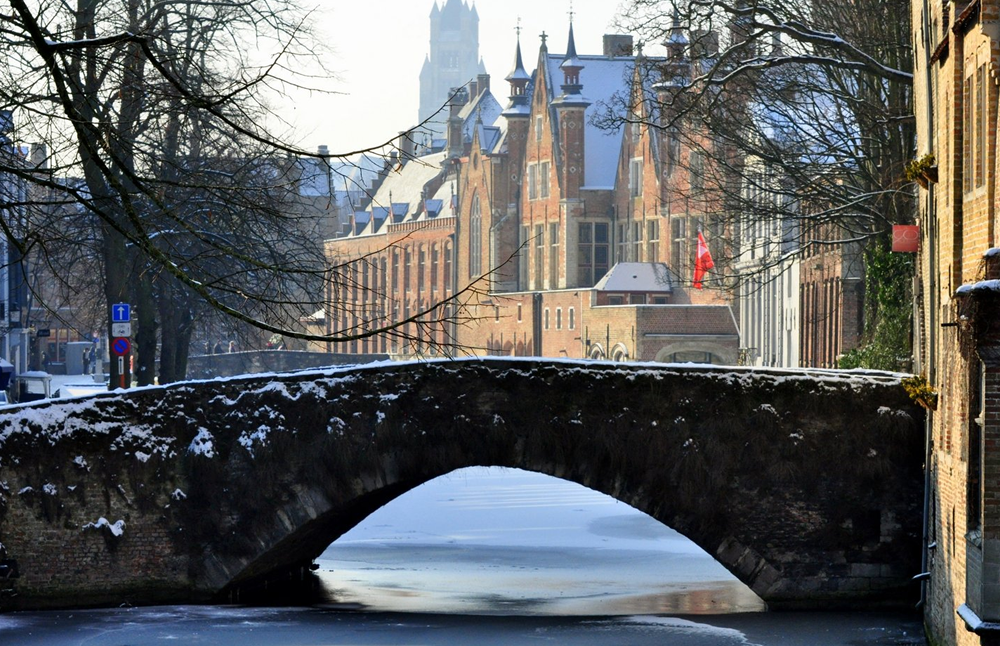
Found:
111,303 -> 131,323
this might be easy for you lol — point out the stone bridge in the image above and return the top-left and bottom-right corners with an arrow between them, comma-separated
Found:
0,359 -> 925,610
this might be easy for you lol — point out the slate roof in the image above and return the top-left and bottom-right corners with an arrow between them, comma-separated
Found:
593,262 -> 674,292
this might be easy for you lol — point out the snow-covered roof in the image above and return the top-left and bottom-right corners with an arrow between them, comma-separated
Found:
544,53 -> 633,189
296,158 -> 330,197
369,152 -> 447,218
594,262 -> 674,292
458,89 -> 503,142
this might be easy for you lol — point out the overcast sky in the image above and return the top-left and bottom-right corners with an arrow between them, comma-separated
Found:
282,0 -> 627,155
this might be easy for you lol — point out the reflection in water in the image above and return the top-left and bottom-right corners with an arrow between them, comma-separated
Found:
316,467 -> 765,616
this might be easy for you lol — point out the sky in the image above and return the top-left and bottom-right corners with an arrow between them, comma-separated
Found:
283,0 -> 627,155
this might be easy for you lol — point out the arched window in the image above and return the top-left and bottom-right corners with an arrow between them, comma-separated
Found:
470,195 -> 482,277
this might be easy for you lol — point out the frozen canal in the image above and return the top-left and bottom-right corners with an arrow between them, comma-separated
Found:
0,467 -> 925,645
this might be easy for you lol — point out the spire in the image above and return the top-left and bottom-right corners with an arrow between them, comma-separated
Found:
555,19 -> 587,103
503,23 -> 531,117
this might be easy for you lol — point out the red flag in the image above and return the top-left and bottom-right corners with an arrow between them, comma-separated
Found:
693,231 -> 714,289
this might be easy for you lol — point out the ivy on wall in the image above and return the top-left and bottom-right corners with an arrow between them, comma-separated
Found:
839,236 -> 914,372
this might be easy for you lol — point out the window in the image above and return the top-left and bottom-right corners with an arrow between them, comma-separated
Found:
539,161 -> 550,198
404,248 -> 412,293
534,224 -> 544,289
632,221 -> 643,261
544,308 -> 550,330
666,127 -> 680,176
689,150 -> 704,193
418,246 -> 426,294
519,226 -> 529,288
647,219 -> 659,260
535,116 -> 543,142
528,163 -> 538,200
556,308 -> 562,329
549,222 -> 559,287
671,217 -> 688,272
568,307 -> 575,330
391,251 -> 399,293
517,303 -> 523,322
470,195 -> 482,276
431,244 -> 439,291
977,64 -> 986,189
578,222 -> 610,285
629,158 -> 643,197
495,306 -> 500,322
608,295 -> 624,305
443,242 -> 452,292
964,73 -> 973,194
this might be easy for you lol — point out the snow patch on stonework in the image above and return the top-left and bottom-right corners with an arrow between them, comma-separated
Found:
83,517 -> 125,537
189,428 -> 215,458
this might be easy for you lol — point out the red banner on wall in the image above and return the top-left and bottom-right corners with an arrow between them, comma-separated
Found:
892,225 -> 920,253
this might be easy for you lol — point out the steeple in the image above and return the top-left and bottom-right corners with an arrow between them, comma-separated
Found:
554,20 -> 588,107
666,7 -> 688,62
504,29 -> 531,113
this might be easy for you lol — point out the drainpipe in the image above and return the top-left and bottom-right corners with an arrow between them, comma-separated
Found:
917,0 -> 936,610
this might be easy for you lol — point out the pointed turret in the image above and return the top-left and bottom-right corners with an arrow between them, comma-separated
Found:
554,21 -> 589,107
503,34 -> 531,117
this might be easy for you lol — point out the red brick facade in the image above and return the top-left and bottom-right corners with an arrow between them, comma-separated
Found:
913,1 -> 1000,644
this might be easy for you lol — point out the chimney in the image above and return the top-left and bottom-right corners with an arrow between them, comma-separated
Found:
317,144 -> 329,156
477,73 -> 490,96
603,34 -> 634,57
469,79 -> 479,99
397,131 -> 415,162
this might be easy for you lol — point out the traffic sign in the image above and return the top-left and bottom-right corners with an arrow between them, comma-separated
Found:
111,337 -> 131,356
111,303 -> 131,323
111,322 -> 131,337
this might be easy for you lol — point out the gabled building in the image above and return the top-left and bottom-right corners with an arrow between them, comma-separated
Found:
325,19 -> 743,364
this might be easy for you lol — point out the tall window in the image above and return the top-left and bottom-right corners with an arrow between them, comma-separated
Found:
666,126 -> 680,176
647,219 -> 659,261
539,161 -> 550,198
519,226 -> 529,288
470,195 -> 482,276
689,150 -> 704,193
431,244 -> 439,292
629,158 -> 643,197
549,222 -> 559,287
632,221 -> 643,261
578,222 -> 610,285
671,217 -> 687,271
443,242 -> 452,292
977,64 -> 987,189
568,307 -> 575,330
535,116 -> 543,142
534,224 -> 544,289
528,164 -> 538,200
964,73 -> 973,194
417,246 -> 425,295
404,247 -> 412,293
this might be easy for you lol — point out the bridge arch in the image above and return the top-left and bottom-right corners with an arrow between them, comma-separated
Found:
0,359 -> 923,610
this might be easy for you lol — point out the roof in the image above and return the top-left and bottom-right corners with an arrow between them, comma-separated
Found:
544,53 -> 634,188
594,262 -> 674,292
369,151 -> 447,216
639,305 -> 739,337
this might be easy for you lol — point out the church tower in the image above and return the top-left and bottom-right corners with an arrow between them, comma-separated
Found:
419,0 -> 483,141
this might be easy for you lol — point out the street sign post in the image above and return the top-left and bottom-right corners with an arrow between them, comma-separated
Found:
111,337 -> 131,389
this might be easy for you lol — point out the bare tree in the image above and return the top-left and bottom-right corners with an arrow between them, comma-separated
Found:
0,1 -> 483,385
602,0 -> 915,366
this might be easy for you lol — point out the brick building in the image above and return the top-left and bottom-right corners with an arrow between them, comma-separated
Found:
912,0 -> 1000,644
326,22 -> 743,363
